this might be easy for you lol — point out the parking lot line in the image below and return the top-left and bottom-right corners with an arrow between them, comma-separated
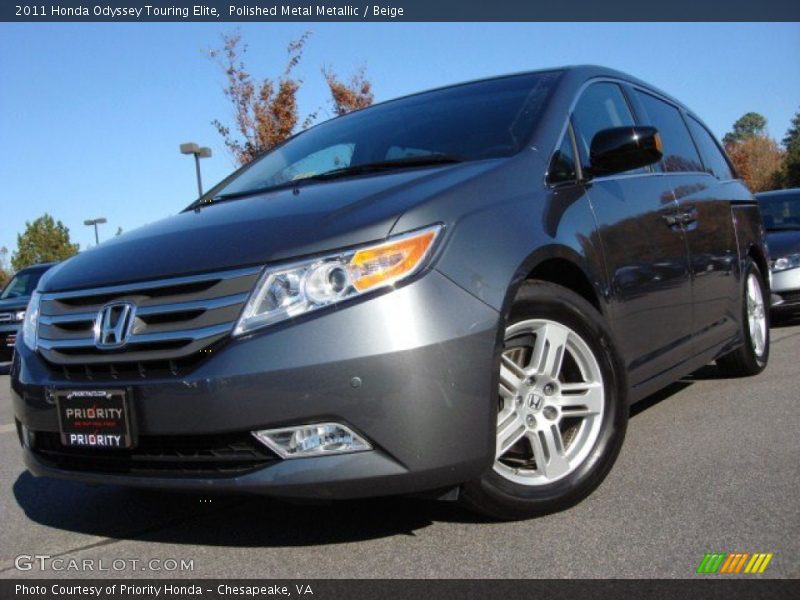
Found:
0,424 -> 16,434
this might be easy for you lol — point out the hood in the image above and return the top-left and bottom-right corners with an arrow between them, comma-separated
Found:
0,296 -> 30,313
766,229 -> 800,259
43,161 -> 502,292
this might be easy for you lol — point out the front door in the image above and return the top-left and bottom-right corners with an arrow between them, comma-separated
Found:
570,82 -> 694,387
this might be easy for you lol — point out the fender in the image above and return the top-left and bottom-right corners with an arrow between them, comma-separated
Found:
499,244 -> 609,323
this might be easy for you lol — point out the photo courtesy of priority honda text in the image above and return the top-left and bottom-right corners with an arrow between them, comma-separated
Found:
11,66 -> 770,520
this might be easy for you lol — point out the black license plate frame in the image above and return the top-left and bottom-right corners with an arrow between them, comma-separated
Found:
54,388 -> 134,449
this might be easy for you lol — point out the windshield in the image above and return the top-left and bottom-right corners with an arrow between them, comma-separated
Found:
759,192 -> 800,230
211,71 -> 562,199
0,269 -> 45,300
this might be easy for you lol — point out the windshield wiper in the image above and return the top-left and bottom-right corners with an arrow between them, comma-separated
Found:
207,180 -> 299,203
209,154 -> 465,203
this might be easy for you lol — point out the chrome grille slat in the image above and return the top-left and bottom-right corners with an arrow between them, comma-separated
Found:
39,266 -> 261,301
136,292 -> 249,316
38,323 -> 233,350
39,312 -> 96,326
37,267 -> 260,367
0,313 -> 13,324
39,293 -> 249,333
38,338 -> 96,350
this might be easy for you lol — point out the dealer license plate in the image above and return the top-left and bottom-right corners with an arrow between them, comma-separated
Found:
54,389 -> 133,449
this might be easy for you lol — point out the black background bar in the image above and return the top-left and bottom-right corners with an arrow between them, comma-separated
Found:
3,0 -> 800,22
3,579 -> 798,600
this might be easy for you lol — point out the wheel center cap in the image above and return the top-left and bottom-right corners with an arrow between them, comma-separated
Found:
527,392 -> 545,411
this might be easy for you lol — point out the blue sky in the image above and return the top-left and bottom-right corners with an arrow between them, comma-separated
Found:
1,22 -> 799,259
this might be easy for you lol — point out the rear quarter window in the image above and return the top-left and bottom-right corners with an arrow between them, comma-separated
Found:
685,116 -> 734,180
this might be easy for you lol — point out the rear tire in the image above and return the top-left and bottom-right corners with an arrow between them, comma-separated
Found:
717,259 -> 769,377
460,281 -> 627,520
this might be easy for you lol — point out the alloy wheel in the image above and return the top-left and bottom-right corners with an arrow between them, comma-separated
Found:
494,319 -> 605,486
746,273 -> 767,358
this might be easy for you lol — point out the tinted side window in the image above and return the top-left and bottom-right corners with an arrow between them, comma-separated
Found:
548,128 -> 578,184
635,91 -> 703,173
686,116 -> 734,180
572,83 -> 636,168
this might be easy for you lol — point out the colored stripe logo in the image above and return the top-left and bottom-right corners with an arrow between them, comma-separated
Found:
696,552 -> 773,574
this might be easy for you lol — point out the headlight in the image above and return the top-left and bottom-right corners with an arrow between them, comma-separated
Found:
771,253 -> 800,272
22,291 -> 41,351
14,311 -> 25,322
234,225 -> 442,335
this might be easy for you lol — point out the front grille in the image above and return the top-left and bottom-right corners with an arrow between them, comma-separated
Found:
0,312 -> 13,324
50,353 -> 208,381
36,267 -> 261,368
31,430 -> 279,477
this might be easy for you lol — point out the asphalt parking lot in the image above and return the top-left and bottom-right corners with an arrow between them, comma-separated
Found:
0,319 -> 798,580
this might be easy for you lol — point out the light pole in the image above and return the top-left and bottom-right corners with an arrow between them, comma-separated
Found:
83,217 -> 107,245
180,142 -> 212,197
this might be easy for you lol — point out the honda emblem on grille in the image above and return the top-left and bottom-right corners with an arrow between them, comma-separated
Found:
94,302 -> 136,349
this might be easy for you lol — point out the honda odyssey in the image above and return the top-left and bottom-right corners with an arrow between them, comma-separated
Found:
11,66 -> 770,519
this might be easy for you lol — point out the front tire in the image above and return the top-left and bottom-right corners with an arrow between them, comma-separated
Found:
460,281 -> 627,520
717,259 -> 769,377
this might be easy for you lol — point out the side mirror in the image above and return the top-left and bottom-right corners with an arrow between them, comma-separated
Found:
588,126 -> 662,177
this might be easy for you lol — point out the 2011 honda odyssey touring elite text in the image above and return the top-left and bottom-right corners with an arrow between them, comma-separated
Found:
11,66 -> 770,519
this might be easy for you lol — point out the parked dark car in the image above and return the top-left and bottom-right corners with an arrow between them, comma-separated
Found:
11,66 -> 770,519
0,263 -> 56,362
756,188 -> 800,314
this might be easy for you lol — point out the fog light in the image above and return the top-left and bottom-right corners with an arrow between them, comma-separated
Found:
18,423 -> 34,449
252,423 -> 371,459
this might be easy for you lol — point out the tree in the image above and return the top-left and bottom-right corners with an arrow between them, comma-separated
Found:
209,31 -> 313,165
723,112 -> 768,146
725,136 -> 784,193
323,66 -> 374,116
11,214 -> 79,271
210,31 -> 374,165
723,112 -> 784,192
0,246 -> 10,289
782,107 -> 800,188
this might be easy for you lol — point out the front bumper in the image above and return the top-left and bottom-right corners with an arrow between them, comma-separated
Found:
770,267 -> 800,312
11,270 -> 500,499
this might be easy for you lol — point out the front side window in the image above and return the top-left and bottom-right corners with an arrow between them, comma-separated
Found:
212,71 -> 562,199
685,116 -> 734,180
635,91 -> 703,173
571,82 -> 636,170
